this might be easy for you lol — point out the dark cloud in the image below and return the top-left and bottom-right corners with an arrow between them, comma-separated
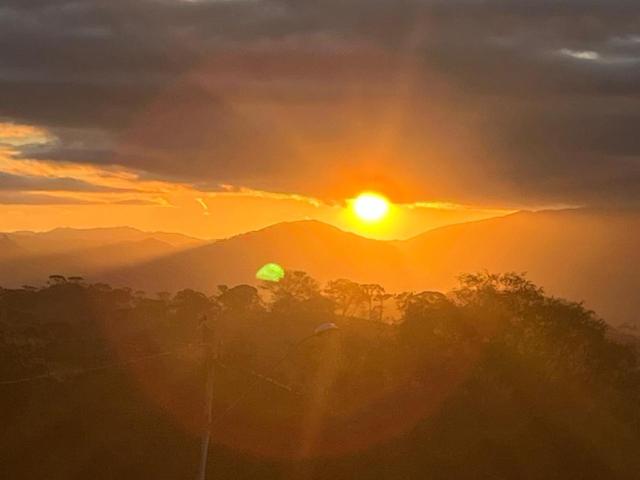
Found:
1,0 -> 639,205
0,193 -> 93,205
0,172 -> 135,193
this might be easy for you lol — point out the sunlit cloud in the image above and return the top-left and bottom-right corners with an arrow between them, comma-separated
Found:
205,186 -> 323,208
406,201 -> 497,211
0,124 -> 523,239
0,122 -> 53,146
557,47 -> 640,65
196,197 -> 210,216
0,144 -> 523,238
558,49 -> 601,61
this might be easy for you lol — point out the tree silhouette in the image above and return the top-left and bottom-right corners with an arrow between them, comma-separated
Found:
361,283 -> 386,320
47,274 -> 67,285
260,270 -> 322,313
1,271 -> 639,479
217,284 -> 262,313
325,279 -> 367,316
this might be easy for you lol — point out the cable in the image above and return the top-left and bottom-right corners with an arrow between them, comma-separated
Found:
216,360 -> 299,394
0,343 -> 197,386
0,372 -> 51,386
0,343 -> 306,391
209,333 -> 316,427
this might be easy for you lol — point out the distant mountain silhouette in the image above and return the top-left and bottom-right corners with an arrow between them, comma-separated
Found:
1,211 -> 638,325
0,227 -> 204,287
401,208 -> 640,326
103,210 -> 640,326
6,226 -> 202,255
0,233 -> 24,260
103,220 -> 407,292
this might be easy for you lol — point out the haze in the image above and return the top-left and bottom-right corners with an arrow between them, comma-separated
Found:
2,2 -> 640,479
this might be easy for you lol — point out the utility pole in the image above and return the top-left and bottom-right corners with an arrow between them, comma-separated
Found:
194,321 -> 338,480
196,314 -> 217,480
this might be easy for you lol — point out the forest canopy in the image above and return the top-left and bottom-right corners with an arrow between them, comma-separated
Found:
1,272 -> 639,479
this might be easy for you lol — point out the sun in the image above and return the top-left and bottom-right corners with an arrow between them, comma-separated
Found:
352,192 -> 390,222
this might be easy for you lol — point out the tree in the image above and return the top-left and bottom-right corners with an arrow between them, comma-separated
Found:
452,271 -> 543,311
156,291 -> 172,303
48,274 -> 67,285
217,284 -> 262,312
172,289 -> 212,321
361,283 -> 386,320
2,271 -> 640,479
324,279 -> 367,316
261,270 -> 320,311
375,292 -> 394,322
397,290 -> 470,350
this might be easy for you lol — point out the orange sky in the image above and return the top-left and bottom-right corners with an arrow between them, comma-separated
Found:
1,1 -> 637,240
0,199 -> 513,240
0,122 -> 513,239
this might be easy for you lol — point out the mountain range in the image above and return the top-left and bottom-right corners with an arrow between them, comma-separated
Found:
0,208 -> 638,326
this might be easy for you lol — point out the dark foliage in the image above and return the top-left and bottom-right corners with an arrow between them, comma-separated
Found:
1,272 -> 639,479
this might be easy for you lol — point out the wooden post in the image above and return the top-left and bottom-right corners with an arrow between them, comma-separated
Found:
196,315 -> 217,480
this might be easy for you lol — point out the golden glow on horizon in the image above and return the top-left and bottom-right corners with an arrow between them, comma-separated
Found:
352,192 -> 390,222
0,137 -> 514,239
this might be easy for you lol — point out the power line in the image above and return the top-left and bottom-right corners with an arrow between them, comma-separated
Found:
0,344 -> 197,386
0,372 -> 52,386
0,344 -> 303,392
216,360 -> 298,394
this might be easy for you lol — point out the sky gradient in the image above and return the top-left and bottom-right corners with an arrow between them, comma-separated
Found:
1,1 -> 639,238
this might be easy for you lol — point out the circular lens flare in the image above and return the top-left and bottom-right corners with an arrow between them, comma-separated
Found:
353,192 -> 390,222
256,262 -> 285,282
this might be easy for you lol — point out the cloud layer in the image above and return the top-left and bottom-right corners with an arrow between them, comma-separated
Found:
1,0 -> 639,206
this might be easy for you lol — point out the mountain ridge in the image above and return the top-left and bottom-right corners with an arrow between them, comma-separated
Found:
103,208 -> 640,326
1,209 -> 638,326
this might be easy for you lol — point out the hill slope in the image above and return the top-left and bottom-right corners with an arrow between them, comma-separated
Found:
104,210 -> 640,325
7,226 -> 202,254
103,220 -> 408,292
400,208 -> 640,326
0,227 -> 204,287
1,211 -> 638,325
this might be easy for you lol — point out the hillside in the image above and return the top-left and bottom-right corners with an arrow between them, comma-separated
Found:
401,209 -> 640,326
0,233 -> 24,260
6,226 -> 202,254
103,210 -> 640,326
0,227 -> 204,287
103,220 -> 408,292
1,210 -> 639,325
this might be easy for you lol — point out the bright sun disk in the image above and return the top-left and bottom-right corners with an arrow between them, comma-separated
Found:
353,192 -> 390,222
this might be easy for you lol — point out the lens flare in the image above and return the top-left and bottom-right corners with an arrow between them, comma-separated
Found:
256,262 -> 285,282
352,192 -> 389,222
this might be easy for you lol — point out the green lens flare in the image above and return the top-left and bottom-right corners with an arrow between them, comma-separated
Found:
256,262 -> 285,282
